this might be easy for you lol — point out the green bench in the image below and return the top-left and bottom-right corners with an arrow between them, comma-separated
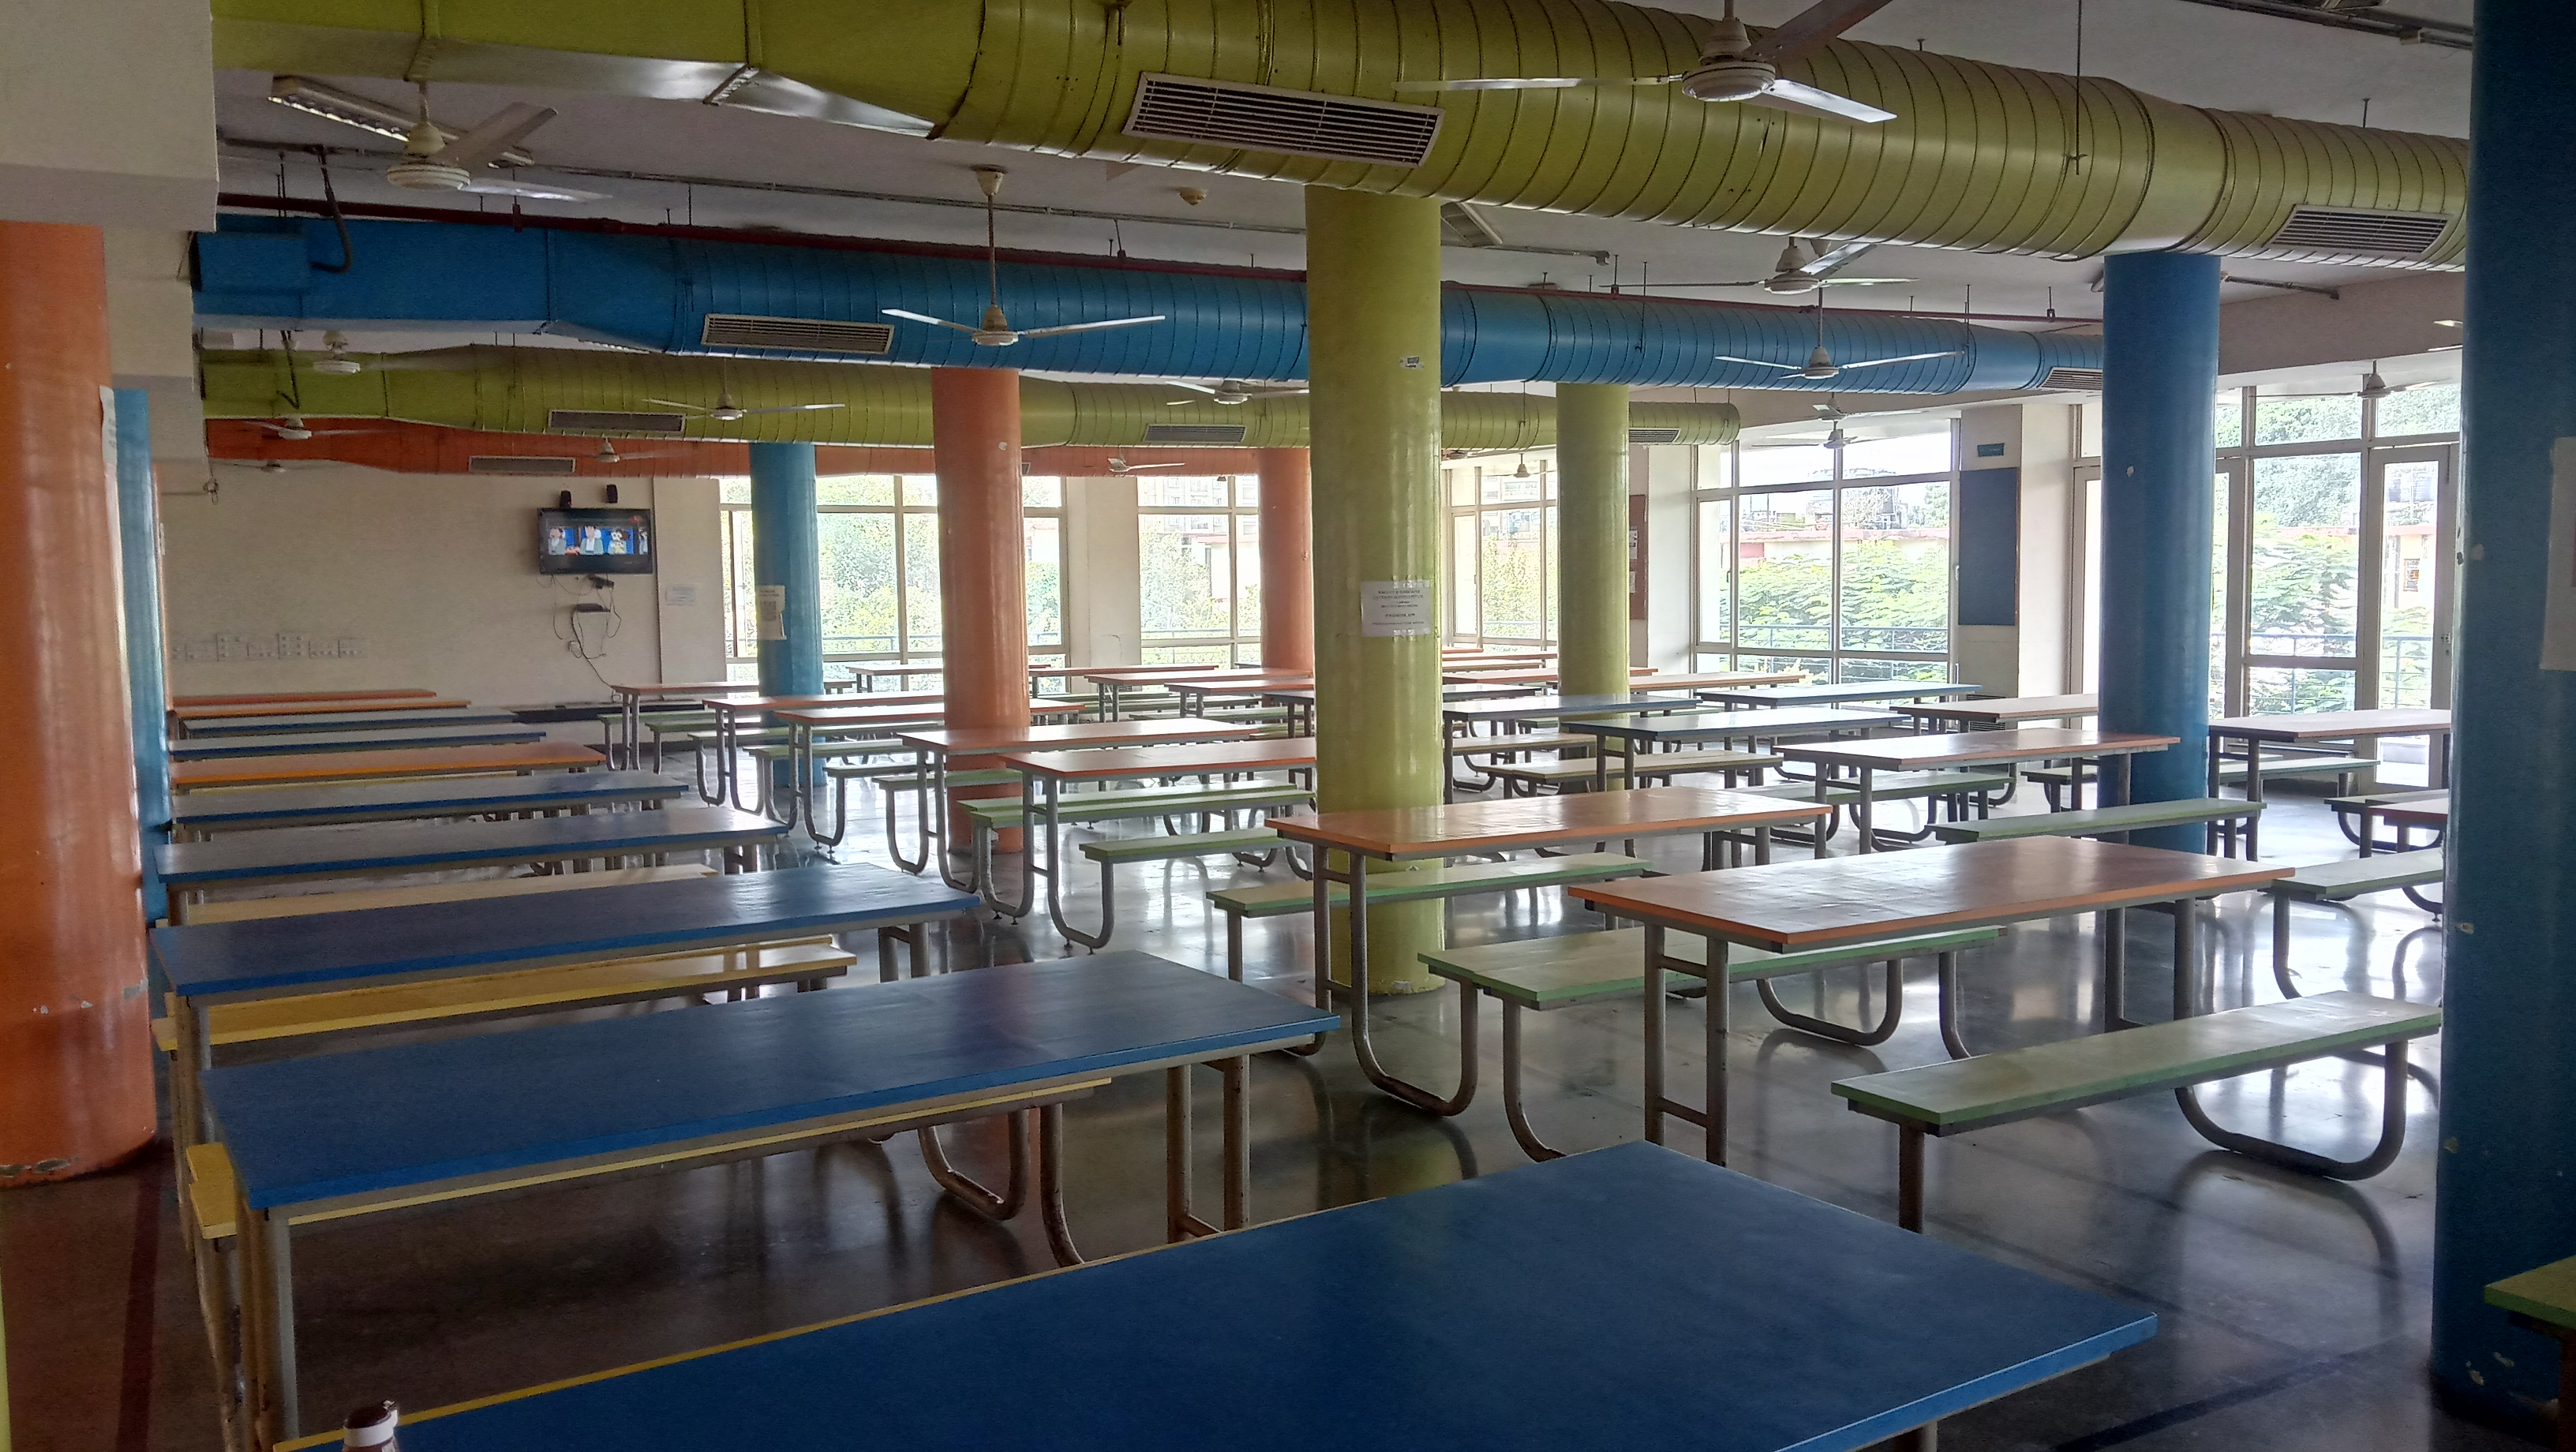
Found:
2265,850 -> 2446,995
1930,797 -> 2264,857
1420,926 -> 2004,1161
1487,750 -> 1784,796
972,781 -> 1319,949
2484,1256 -> 2576,1428
2030,753 -> 2379,810
1743,769 -> 2016,847
1833,990 -> 2442,1230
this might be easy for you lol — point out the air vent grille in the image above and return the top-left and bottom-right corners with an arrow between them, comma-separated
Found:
469,455 -> 578,476
700,313 -> 895,355
1626,427 -> 1683,444
2267,207 -> 2451,258
1124,73 -> 1443,168
2041,368 -> 2105,391
1143,423 -> 1249,445
548,410 -> 687,436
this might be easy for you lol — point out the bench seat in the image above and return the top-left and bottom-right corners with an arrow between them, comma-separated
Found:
2027,755 -> 2379,790
863,766 -> 1023,788
744,739 -> 905,762
959,782 -> 1312,829
2268,849 -> 2445,903
1079,827 -> 1280,863
1489,750 -> 1784,791
1423,925 -> 2007,1007
1448,732 -> 1593,758
182,863 -> 716,924
1930,797 -> 2260,851
1746,769 -> 2015,805
1834,990 -> 2441,1228
1208,852 -> 1652,980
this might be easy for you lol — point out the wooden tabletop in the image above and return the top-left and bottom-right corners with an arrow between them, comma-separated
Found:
609,682 -> 743,698
1896,694 -> 2099,724
1567,707 -> 1904,743
1081,666 -> 1268,685
2207,709 -> 2451,742
1001,737 -> 1318,780
1702,682 -> 1983,707
2378,799 -> 2451,829
772,701 -> 1080,728
168,689 -> 438,708
1443,691 -> 1703,722
896,717 -> 1259,754
170,697 -> 470,722
1267,786 -> 1830,860
172,742 -> 605,790
1440,668 -> 1561,685
1654,672 -> 1805,690
707,692 -> 941,715
1572,836 -> 2290,950
1782,729 -> 2177,773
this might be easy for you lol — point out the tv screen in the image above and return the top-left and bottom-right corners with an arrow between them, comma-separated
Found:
538,508 -> 654,575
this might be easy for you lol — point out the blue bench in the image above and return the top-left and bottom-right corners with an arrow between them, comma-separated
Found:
166,770 -> 688,836
270,1143 -> 2153,1452
152,806 -> 788,919
167,723 -> 546,759
206,952 -> 1337,1445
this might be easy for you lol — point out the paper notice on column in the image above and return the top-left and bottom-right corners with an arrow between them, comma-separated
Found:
755,584 -> 788,642
2546,440 -> 2576,671
1360,580 -> 1434,638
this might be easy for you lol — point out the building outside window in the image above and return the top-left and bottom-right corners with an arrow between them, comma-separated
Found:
719,474 -> 1065,686
1444,457 -> 1559,646
1690,422 -> 1956,682
1136,474 -> 1263,665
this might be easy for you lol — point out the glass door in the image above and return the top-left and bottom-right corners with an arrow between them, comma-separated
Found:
2364,444 -> 2456,710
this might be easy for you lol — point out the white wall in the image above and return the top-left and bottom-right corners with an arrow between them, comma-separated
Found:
160,466 -> 726,715
1953,402 -> 2076,698
1062,474 -> 1142,668
1639,443 -> 1694,670
0,0 -> 215,230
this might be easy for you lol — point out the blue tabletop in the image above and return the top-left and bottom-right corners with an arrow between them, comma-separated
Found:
166,771 -> 686,829
361,1143 -> 2153,1451
152,806 -> 782,886
205,952 -> 1339,1208
152,862 -> 976,998
167,724 -> 545,758
181,707 -> 520,737
1699,682 -> 1983,707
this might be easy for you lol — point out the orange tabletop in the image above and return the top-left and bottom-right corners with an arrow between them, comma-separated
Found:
708,692 -> 943,716
170,696 -> 470,723
1649,672 -> 1805,691
608,681 -> 743,698
1572,836 -> 2290,951
2379,799 -> 2451,829
1000,737 -> 1316,781
2207,709 -> 2451,742
1895,694 -> 2099,725
1441,649 -> 1556,661
897,717 -> 1260,755
168,689 -> 436,708
774,702 -> 1082,728
171,742 -> 604,790
1081,667 -> 1273,686
1164,673 -> 1314,691
1781,728 -> 2177,773
1441,668 -> 1560,685
1267,786 -> 1830,861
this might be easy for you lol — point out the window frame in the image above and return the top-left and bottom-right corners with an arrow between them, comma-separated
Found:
1134,473 -> 1264,667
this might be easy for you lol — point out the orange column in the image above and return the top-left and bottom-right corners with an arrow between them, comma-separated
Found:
1256,447 -> 1315,674
0,223 -> 154,1184
931,366 -> 1032,850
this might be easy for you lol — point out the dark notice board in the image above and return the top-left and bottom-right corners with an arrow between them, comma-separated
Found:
1956,467 -> 2019,627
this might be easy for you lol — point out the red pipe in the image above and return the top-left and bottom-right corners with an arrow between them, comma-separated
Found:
930,367 -> 1033,850
1256,448 -> 1314,674
0,223 -> 155,1184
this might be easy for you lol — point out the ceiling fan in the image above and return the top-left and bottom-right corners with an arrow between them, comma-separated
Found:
375,81 -> 605,202
638,385 -> 845,424
1107,457 -> 1187,474
1714,301 -> 1963,380
215,457 -> 341,473
246,412 -> 380,443
1167,379 -> 1309,406
2271,363 -> 2439,402
1649,238 -> 1912,296
312,331 -> 362,375
884,168 -> 1166,346
592,440 -> 689,466
1390,0 -> 1900,124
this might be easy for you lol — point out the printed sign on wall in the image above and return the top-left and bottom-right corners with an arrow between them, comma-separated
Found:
1361,580 -> 1434,638
755,584 -> 788,642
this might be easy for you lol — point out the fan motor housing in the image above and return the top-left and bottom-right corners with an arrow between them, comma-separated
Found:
1681,58 -> 1777,104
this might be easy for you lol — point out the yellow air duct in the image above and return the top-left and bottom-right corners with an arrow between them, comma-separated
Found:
196,347 -> 1742,448
214,0 -> 2466,268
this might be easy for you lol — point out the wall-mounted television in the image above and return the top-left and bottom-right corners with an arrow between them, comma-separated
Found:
538,508 -> 655,575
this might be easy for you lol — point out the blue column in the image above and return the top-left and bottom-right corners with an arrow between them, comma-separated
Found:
749,442 -> 823,698
2432,0 -> 2576,1426
2096,252 -> 2218,851
112,390 -> 169,923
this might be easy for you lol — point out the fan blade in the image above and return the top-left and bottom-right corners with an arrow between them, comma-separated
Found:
1393,75 -> 1682,92
1250,387 -> 1310,398
442,103 -> 559,169
1713,354 -> 1803,370
1745,79 -> 1896,124
1166,380 -> 1220,395
1013,315 -> 1168,339
1120,462 -> 1186,471
640,398 -> 710,414
1799,239 -> 1878,277
301,428 -> 386,437
1835,350 -> 1968,370
1811,276 -> 1912,286
882,308 -> 981,335
1743,0 -> 1904,65
458,179 -> 607,203
731,403 -> 848,416
1644,279 -> 1772,290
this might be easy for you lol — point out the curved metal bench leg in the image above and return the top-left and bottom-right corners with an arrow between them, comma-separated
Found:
1037,1103 -> 1084,1267
1754,960 -> 1907,1048
1331,852 -> 1481,1115
2174,1038 -> 2412,1179
886,776 -> 930,874
1500,1000 -> 1566,1162
2402,883 -> 2446,914
2271,895 -> 2301,999
1934,952 -> 1976,1059
915,1110 -> 1030,1219
1046,853 -> 1117,952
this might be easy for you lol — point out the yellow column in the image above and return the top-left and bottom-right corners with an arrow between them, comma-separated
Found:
1556,383 -> 1632,698
1306,188 -> 1443,994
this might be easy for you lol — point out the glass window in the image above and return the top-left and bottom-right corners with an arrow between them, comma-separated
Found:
1024,515 -> 1061,648
2255,393 -> 2364,446
2376,383 -> 2462,439
2211,471 -> 2231,714
902,511 -> 943,657
1481,506 -> 1548,640
2380,459 -> 2442,709
1736,488 -> 1836,658
818,476 -> 897,506
720,480 -> 751,505
2247,664 -> 2357,715
1841,431 -> 1952,479
1740,443 -> 1835,488
1022,477 -> 1062,509
1137,476 -> 1260,662
2215,391 -> 2245,450
2248,454 -> 2362,660
818,512 -> 900,657
1695,497 -> 1732,646
1837,481 -> 1949,654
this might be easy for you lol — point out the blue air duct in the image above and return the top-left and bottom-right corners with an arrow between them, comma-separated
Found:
194,214 -> 2096,396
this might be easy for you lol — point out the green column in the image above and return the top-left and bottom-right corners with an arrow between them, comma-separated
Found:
1306,187 -> 1444,994
1556,383 -> 1632,698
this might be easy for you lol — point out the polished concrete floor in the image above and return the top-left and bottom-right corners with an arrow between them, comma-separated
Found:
2,777 -> 2530,1451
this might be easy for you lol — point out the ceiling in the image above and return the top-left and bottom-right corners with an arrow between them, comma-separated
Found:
208,0 -> 2472,371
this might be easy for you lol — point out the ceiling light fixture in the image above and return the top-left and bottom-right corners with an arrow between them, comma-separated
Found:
2432,319 -> 2462,327
266,76 -> 535,167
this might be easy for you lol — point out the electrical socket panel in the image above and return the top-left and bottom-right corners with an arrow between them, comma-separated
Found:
177,642 -> 215,664
336,638 -> 366,659
275,632 -> 307,660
